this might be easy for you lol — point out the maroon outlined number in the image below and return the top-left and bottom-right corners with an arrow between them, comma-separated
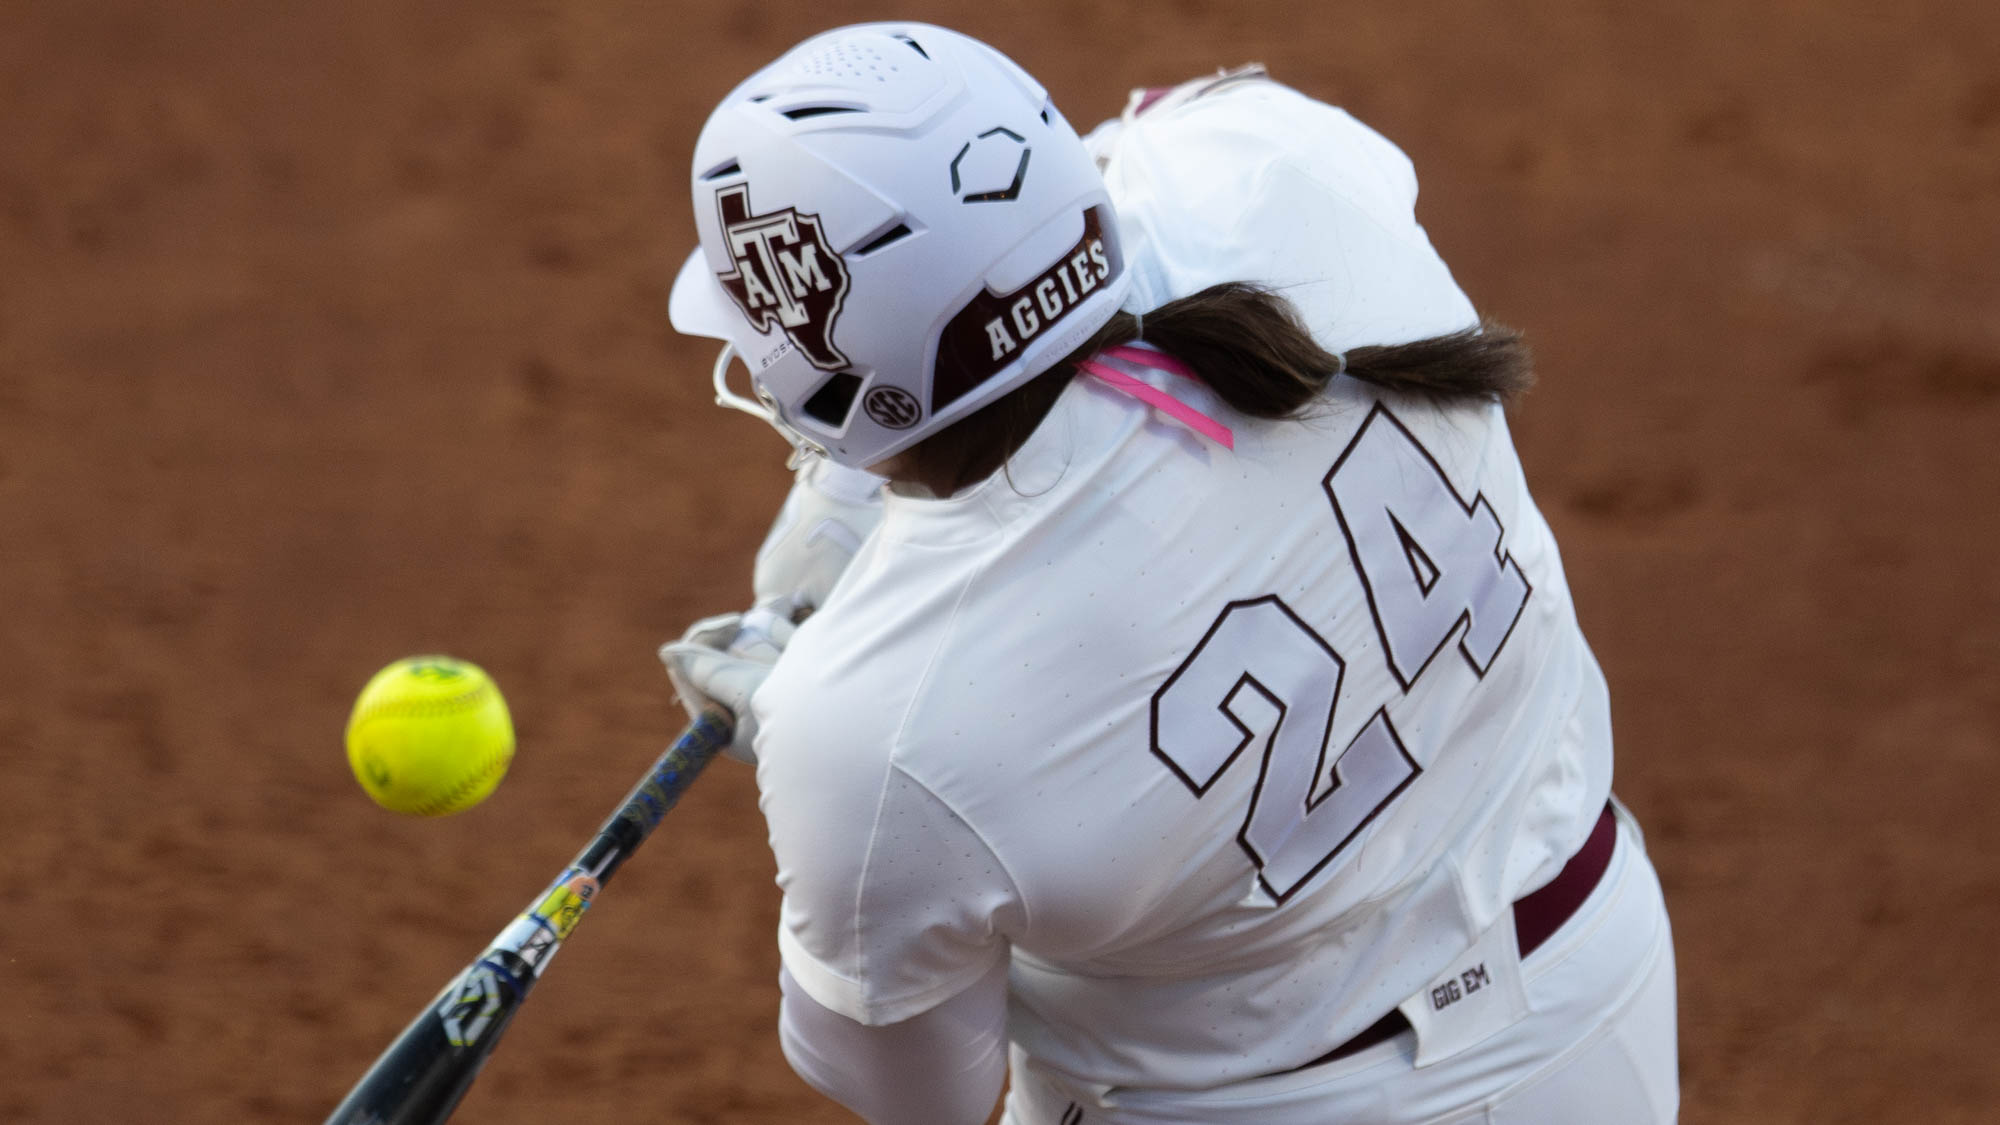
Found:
1150,404 -> 1532,902
1323,404 -> 1531,690
1150,596 -> 1419,903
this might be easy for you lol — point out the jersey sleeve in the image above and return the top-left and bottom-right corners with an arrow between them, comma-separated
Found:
753,671 -> 1025,1026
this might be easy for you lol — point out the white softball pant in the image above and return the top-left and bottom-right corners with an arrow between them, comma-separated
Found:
1003,809 -> 1679,1124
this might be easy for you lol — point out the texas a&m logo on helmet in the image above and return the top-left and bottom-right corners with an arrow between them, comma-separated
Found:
713,184 -> 852,371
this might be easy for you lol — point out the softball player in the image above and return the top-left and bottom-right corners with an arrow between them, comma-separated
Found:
663,24 -> 1677,1124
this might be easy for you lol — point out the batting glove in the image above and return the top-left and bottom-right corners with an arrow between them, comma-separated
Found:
659,603 -> 796,765
752,455 -> 885,615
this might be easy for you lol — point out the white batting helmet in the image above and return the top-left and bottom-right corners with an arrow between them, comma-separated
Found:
668,23 -> 1131,469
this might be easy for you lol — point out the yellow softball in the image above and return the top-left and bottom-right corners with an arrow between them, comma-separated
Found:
346,656 -> 514,816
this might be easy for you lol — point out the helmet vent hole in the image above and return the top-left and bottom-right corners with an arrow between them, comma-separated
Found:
801,371 -> 864,427
851,223 -> 913,257
782,105 -> 863,121
699,159 -> 741,181
796,40 -> 900,81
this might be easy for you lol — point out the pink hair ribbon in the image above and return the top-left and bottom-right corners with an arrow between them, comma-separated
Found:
1077,345 -> 1235,450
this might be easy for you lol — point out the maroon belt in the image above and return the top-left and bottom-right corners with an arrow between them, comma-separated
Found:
1293,802 -> 1619,1069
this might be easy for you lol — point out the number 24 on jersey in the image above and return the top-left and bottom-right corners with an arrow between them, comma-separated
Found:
1151,404 -> 1533,902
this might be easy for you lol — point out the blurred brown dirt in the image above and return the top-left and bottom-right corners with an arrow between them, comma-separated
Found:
1,2 -> 1996,1123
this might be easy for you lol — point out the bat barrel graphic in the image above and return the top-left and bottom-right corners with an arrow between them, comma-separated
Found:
325,707 -> 734,1125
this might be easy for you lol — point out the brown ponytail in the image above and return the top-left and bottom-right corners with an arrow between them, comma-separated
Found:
887,282 -> 1533,496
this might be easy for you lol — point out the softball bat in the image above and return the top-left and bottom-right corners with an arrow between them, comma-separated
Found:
322,706 -> 733,1125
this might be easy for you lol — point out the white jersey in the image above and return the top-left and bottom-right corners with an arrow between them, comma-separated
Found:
749,78 -> 1615,1096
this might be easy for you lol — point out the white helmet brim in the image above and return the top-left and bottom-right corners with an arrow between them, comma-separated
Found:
668,248 -> 737,342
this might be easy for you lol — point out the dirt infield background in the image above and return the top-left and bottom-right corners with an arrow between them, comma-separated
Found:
2,2 -> 1995,1122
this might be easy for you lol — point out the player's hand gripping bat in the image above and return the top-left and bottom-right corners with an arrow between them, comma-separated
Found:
324,706 -> 734,1125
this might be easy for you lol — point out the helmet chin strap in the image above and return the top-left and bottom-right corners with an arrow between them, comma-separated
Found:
709,343 -> 827,467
